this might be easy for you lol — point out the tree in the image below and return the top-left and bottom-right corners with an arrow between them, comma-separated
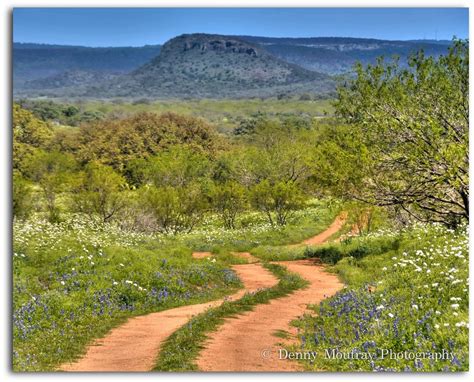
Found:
334,40 -> 468,226
251,180 -> 305,226
144,145 -> 211,188
75,112 -> 220,170
232,122 -> 314,187
210,181 -> 247,229
13,171 -> 33,220
140,184 -> 206,234
13,104 -> 53,171
23,151 -> 76,222
73,162 -> 126,223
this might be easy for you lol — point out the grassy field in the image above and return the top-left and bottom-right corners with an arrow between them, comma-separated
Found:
13,200 -> 336,371
292,223 -> 469,371
77,98 -> 334,133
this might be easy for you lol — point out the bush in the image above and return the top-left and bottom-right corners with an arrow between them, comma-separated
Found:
13,172 -> 33,220
304,246 -> 343,265
346,245 -> 369,260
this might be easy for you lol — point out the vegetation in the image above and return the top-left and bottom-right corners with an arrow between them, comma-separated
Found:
12,215 -> 241,371
12,39 -> 468,372
294,223 -> 468,371
325,40 -> 469,227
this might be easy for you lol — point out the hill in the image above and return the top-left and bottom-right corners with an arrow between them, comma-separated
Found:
13,35 -> 453,99
239,36 -> 452,74
13,43 -> 161,88
87,34 -> 335,99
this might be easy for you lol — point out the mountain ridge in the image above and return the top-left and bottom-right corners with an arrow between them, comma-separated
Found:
13,35 -> 453,99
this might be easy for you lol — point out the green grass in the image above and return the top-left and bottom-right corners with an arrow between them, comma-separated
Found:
292,224 -> 469,371
173,199 -> 339,254
13,200 -> 335,371
250,206 -> 342,262
12,216 -> 242,371
273,329 -> 291,339
153,262 -> 309,371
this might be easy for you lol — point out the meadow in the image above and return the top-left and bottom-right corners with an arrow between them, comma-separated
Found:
293,223 -> 469,371
18,97 -> 333,133
13,202 -> 336,371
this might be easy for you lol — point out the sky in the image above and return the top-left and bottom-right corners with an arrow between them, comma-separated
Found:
13,8 -> 469,47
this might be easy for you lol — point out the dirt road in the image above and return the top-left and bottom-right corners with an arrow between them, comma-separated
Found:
60,263 -> 278,372
196,260 -> 343,371
61,214 -> 346,372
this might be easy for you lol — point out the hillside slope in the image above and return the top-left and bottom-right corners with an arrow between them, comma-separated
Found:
239,36 -> 452,74
13,43 -> 161,88
90,34 -> 335,99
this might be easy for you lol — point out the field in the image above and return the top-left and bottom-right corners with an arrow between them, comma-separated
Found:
18,98 -> 333,133
293,224 -> 469,371
13,203 -> 337,371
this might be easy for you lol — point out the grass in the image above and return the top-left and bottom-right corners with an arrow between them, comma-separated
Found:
292,224 -> 469,371
12,216 -> 242,371
153,262 -> 309,371
176,199 -> 340,254
13,200 -> 336,371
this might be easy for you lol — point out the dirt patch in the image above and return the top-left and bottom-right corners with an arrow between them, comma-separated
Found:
192,251 -> 213,259
60,263 -> 278,372
231,252 -> 259,263
196,260 -> 343,371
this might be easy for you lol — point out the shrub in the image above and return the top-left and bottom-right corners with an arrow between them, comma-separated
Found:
13,171 -> 33,220
304,246 -> 343,265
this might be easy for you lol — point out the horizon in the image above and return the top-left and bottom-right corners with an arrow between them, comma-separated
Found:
12,34 -> 457,49
13,8 -> 468,47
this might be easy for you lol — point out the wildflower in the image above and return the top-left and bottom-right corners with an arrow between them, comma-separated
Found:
60,281 -> 65,285
412,304 -> 419,310
388,313 -> 394,318
451,304 -> 459,310
376,305 -> 384,310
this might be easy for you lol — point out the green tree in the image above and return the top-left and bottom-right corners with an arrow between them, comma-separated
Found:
141,184 -> 206,234
13,104 -> 53,171
75,112 -> 220,170
144,145 -> 211,188
12,171 -> 33,220
334,40 -> 468,226
73,162 -> 127,223
23,151 -> 76,222
210,181 -> 247,229
251,180 -> 305,226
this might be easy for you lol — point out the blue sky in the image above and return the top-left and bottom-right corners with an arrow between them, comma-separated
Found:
13,8 -> 469,47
